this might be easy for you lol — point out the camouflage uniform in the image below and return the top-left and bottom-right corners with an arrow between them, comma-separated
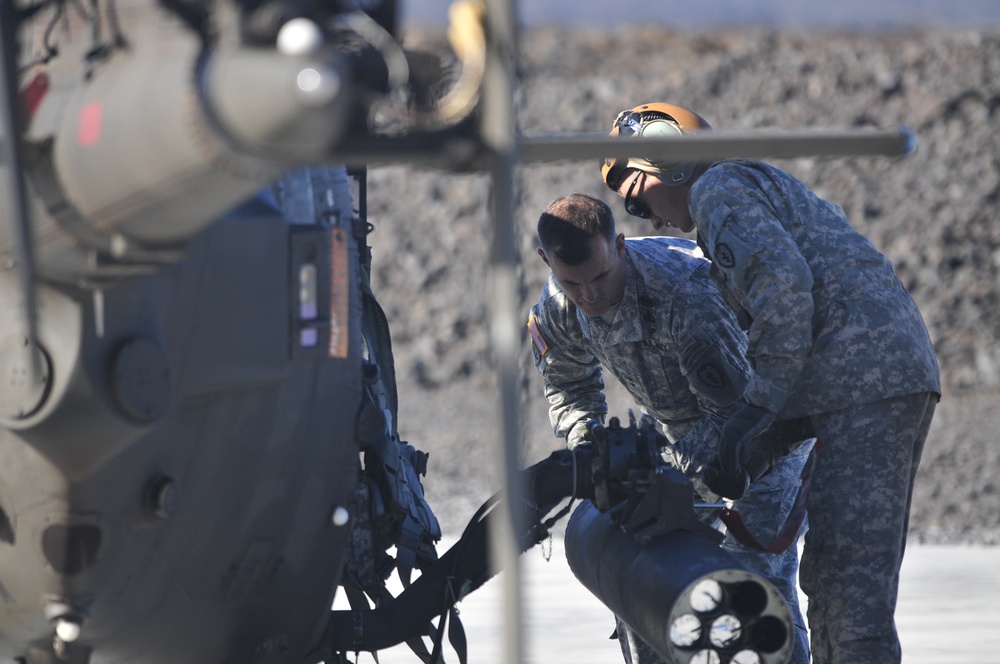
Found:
688,160 -> 941,664
529,236 -> 812,664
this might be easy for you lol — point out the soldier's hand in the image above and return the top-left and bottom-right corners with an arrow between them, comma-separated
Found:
567,419 -> 601,449
703,404 -> 776,499
718,404 -> 775,470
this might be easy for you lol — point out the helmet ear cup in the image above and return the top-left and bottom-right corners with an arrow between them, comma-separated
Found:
638,118 -> 693,184
638,118 -> 683,140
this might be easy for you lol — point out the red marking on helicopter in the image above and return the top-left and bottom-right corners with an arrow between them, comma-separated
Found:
78,101 -> 103,146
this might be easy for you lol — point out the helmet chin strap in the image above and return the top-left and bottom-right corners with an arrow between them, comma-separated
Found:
626,157 -> 696,187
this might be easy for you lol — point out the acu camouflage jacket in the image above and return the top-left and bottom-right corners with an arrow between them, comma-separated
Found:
529,237 -> 751,448
689,160 -> 941,418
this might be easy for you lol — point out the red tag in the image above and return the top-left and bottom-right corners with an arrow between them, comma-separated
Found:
22,73 -> 49,120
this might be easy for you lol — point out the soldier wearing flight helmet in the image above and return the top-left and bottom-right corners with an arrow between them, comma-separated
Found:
602,102 -> 941,664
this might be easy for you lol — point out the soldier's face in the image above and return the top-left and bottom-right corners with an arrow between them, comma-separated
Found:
618,170 -> 695,233
539,234 -> 627,318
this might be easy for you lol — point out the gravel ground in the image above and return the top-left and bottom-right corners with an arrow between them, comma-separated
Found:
365,26 -> 1000,546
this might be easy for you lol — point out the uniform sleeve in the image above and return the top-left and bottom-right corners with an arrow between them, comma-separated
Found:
669,278 -> 752,420
528,301 -> 608,448
695,186 -> 814,414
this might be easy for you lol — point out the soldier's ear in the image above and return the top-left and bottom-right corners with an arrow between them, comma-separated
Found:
615,233 -> 626,255
537,247 -> 551,266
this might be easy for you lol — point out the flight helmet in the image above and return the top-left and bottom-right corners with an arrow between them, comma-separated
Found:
601,102 -> 713,191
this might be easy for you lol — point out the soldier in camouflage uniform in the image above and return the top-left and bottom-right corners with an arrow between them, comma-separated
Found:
529,193 -> 813,664
602,103 -> 941,664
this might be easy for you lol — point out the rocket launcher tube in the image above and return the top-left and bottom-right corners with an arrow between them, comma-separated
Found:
566,501 -> 793,664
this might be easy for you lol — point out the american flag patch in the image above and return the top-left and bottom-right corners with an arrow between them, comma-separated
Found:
527,315 -> 549,356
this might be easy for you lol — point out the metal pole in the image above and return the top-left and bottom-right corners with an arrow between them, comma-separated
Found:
0,0 -> 41,382
327,125 -> 916,169
480,1 -> 525,663
518,126 -> 917,163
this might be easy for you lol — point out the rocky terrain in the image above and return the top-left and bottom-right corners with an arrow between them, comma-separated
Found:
362,26 -> 1000,545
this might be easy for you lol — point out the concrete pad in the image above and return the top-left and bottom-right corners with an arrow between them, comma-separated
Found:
341,541 -> 1000,663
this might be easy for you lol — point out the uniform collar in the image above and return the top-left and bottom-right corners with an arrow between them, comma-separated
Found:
578,248 -> 647,346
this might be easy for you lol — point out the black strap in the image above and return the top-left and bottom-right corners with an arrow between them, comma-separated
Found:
719,441 -> 822,553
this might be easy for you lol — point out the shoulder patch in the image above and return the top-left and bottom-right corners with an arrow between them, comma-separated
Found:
527,315 -> 549,356
697,363 -> 724,389
714,242 -> 735,268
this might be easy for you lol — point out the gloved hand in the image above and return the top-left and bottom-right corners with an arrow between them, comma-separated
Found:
567,419 -> 601,450
703,404 -> 776,500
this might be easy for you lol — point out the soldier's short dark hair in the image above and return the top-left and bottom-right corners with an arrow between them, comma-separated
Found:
537,194 -> 616,266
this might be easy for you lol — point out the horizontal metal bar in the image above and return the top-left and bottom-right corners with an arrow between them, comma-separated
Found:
518,126 -> 917,164
6,127 -> 914,176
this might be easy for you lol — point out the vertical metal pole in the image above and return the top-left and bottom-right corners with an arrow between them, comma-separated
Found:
0,0 -> 41,379
480,1 -> 525,663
